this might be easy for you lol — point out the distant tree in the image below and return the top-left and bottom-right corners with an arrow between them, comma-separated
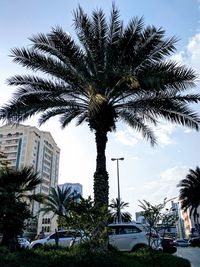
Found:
139,198 -> 177,248
40,185 -> 79,229
1,5 -> 200,209
177,166 -> 200,232
0,167 -> 42,250
66,196 -> 109,248
109,198 -> 132,223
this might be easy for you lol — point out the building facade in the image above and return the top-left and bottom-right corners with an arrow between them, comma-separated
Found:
0,124 -> 60,236
181,206 -> 200,238
59,182 -> 83,197
171,201 -> 185,238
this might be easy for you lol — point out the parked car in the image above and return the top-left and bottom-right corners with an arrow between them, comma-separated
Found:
18,238 -> 30,249
174,239 -> 191,247
161,238 -> 177,254
108,223 -> 149,252
29,229 -> 83,249
189,237 -> 200,247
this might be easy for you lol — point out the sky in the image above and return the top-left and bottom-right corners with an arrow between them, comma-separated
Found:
1,0 -> 200,218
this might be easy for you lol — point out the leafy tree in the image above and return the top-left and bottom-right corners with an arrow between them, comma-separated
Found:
0,167 -> 42,250
0,5 -> 200,207
66,196 -> 109,249
109,198 -> 132,223
177,166 -> 200,233
139,198 -> 177,248
40,185 -> 78,229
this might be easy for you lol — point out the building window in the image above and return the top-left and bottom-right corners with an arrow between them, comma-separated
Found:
41,186 -> 49,193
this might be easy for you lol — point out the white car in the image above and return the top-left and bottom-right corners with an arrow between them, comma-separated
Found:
18,238 -> 30,249
29,229 -> 82,249
108,223 -> 149,251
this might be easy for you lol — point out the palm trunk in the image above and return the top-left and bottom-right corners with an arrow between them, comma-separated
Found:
93,131 -> 109,207
2,214 -> 19,250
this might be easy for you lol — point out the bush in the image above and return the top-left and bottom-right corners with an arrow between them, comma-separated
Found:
0,245 -> 190,267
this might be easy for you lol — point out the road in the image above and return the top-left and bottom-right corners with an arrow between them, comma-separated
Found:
175,247 -> 200,267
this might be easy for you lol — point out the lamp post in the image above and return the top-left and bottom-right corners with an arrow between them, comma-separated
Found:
111,157 -> 124,223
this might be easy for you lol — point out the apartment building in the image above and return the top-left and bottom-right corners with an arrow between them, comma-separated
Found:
0,124 -> 60,236
181,206 -> 200,238
59,182 -> 83,197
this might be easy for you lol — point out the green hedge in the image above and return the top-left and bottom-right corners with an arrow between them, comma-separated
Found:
0,246 -> 190,267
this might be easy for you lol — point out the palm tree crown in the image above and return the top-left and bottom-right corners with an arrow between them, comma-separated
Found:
0,166 -> 41,201
40,185 -> 78,228
0,167 -> 42,248
177,166 -> 200,226
0,5 -> 200,206
109,198 -> 132,223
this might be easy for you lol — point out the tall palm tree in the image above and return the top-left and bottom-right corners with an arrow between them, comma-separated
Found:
0,166 -> 42,249
40,185 -> 77,228
177,166 -> 200,231
109,198 -> 132,223
0,5 -> 200,207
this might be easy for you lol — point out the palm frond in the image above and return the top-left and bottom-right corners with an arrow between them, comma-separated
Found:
138,60 -> 197,92
119,111 -> 157,145
10,47 -> 80,85
91,8 -> 107,72
73,5 -> 97,76
177,166 -> 200,221
108,3 -> 122,45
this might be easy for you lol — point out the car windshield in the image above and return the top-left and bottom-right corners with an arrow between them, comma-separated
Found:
108,225 -> 141,235
49,230 -> 82,239
18,238 -> 27,242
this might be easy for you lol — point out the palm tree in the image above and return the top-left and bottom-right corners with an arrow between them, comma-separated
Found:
177,166 -> 200,232
40,185 -> 77,228
0,5 -> 200,207
0,166 -> 42,249
109,198 -> 132,223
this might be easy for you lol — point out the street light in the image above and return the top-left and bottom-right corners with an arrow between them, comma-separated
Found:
111,157 -> 124,223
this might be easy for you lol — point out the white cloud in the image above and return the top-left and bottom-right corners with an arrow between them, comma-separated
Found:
139,165 -> 189,204
115,122 -> 177,147
114,127 -> 142,146
130,156 -> 140,160
126,186 -> 137,191
153,123 -> 177,146
172,32 -> 200,74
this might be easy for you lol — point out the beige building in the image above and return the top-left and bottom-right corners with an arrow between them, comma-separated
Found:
181,206 -> 200,238
0,124 -> 60,237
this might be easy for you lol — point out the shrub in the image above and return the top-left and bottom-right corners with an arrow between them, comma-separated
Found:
0,245 -> 190,267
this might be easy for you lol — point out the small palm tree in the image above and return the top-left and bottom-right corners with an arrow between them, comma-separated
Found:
0,5 -> 200,207
0,166 -> 42,249
40,185 -> 77,228
109,198 -> 132,223
177,166 -> 200,231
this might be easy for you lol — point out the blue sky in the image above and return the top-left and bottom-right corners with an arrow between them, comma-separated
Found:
1,0 -> 200,217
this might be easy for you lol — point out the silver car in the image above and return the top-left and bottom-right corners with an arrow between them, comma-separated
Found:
29,229 -> 82,249
18,238 -> 30,249
108,223 -> 149,251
